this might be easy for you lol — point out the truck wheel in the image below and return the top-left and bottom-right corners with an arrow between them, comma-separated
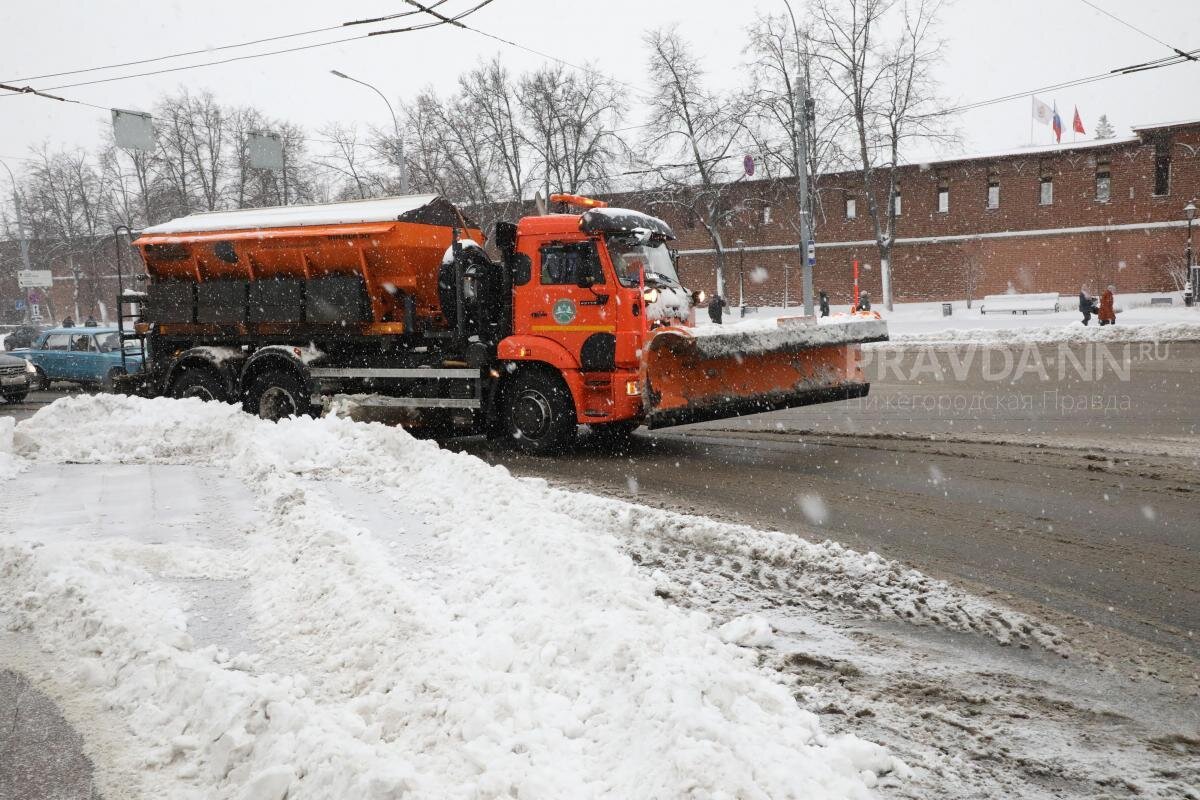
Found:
503,369 -> 576,455
246,370 -> 314,422
4,392 -> 28,404
170,367 -> 228,402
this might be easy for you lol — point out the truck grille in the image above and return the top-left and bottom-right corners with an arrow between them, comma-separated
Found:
0,364 -> 24,378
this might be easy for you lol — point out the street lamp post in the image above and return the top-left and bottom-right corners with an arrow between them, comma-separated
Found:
1186,200 -> 1196,307
781,0 -> 815,317
735,238 -> 746,310
330,69 -> 409,194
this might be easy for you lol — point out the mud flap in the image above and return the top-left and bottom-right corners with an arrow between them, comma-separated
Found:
640,320 -> 888,429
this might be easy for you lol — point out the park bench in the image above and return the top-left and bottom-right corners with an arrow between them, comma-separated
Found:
1149,297 -> 1173,306
979,292 -> 1061,315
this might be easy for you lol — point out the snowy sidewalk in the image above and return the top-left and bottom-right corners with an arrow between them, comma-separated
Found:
1,397 -> 911,800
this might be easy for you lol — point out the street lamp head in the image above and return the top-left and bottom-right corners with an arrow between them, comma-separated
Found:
1186,200 -> 1197,222
330,70 -> 350,80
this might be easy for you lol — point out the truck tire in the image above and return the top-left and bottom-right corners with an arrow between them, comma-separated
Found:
3,391 -> 28,404
245,370 -> 315,422
502,369 -> 576,455
170,367 -> 228,402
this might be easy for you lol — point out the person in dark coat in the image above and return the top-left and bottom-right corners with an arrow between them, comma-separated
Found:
84,315 -> 98,327
852,291 -> 871,313
1078,286 -> 1093,326
61,316 -> 75,328
818,290 -> 830,317
1098,285 -> 1117,326
707,294 -> 727,324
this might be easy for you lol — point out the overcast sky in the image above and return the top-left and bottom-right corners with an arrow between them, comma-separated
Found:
2,0 -> 1198,177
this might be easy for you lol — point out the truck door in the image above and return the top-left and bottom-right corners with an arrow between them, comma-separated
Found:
520,240 -> 617,369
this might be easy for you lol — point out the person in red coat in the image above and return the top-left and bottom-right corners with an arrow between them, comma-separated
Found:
1098,285 -> 1117,326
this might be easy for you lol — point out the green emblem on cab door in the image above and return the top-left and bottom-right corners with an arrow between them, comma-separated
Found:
552,299 -> 577,325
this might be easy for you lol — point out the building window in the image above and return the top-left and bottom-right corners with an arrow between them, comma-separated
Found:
845,197 -> 857,219
1095,159 -> 1111,203
1153,140 -> 1171,196
892,189 -> 902,217
761,205 -> 772,224
937,183 -> 949,214
987,180 -> 1000,209
1040,176 -> 1054,205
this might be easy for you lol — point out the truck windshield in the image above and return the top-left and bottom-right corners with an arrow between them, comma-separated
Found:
604,236 -> 680,288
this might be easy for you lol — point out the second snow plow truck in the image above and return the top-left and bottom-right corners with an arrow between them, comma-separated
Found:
121,193 -> 887,453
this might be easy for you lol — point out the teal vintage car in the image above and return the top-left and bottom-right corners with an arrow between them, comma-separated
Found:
8,327 -> 143,391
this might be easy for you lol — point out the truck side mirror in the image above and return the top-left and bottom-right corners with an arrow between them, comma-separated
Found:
512,254 -> 532,286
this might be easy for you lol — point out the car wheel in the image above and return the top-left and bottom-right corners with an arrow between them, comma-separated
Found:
169,367 -> 228,402
33,367 -> 50,391
3,392 -> 28,404
245,370 -> 315,422
101,367 -> 126,393
502,369 -> 577,455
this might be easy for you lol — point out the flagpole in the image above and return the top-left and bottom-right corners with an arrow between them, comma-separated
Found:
1030,96 -> 1034,146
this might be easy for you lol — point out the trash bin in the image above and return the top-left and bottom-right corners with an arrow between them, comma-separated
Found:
942,302 -> 953,317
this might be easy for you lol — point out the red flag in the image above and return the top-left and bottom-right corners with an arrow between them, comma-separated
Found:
1073,106 -> 1086,135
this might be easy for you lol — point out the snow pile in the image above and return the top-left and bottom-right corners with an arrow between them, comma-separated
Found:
4,395 -> 904,799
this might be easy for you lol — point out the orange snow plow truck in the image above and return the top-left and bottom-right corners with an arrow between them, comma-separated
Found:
123,193 -> 887,453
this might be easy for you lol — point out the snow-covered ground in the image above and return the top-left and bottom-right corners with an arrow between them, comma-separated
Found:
2,396 -> 921,800
3,398 -> 1195,798
715,292 -> 1200,344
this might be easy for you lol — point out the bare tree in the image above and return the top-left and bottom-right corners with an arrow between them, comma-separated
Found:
518,65 -> 624,198
459,58 -> 528,202
743,11 -> 850,236
812,0 -> 954,309
640,27 -> 747,299
315,123 -> 387,200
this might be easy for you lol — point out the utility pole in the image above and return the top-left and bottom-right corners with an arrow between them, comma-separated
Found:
782,0 -> 814,317
1,159 -> 35,322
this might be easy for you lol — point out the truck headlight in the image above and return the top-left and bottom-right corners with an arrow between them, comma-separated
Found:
643,288 -> 659,304
24,359 -> 35,374
692,290 -> 706,305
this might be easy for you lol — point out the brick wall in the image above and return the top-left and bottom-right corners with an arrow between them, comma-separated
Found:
644,121 -> 1200,304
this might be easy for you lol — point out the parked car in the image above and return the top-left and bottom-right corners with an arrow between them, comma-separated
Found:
4,325 -> 47,351
0,353 -> 34,403
7,327 -> 143,391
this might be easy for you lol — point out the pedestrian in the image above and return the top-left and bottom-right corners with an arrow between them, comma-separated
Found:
1099,285 -> 1117,326
818,290 -> 830,317
61,316 -> 75,328
1078,286 -> 1092,326
853,291 -> 871,313
84,315 -> 98,327
707,294 -> 727,324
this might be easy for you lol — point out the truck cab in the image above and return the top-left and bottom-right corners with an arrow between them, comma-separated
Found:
496,205 -> 696,438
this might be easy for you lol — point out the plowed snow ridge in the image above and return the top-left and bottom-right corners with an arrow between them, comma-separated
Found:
4,395 -> 918,799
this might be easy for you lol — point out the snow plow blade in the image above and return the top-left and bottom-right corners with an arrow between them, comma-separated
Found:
640,319 -> 889,429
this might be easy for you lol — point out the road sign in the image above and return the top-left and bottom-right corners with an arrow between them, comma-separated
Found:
248,131 -> 285,170
17,269 -> 53,288
806,240 -> 816,267
112,109 -> 155,151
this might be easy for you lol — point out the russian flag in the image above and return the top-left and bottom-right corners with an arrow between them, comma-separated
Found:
1052,102 -> 1063,143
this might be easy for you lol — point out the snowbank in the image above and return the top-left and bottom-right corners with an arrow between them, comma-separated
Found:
880,320 -> 1200,346
4,395 -> 904,799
